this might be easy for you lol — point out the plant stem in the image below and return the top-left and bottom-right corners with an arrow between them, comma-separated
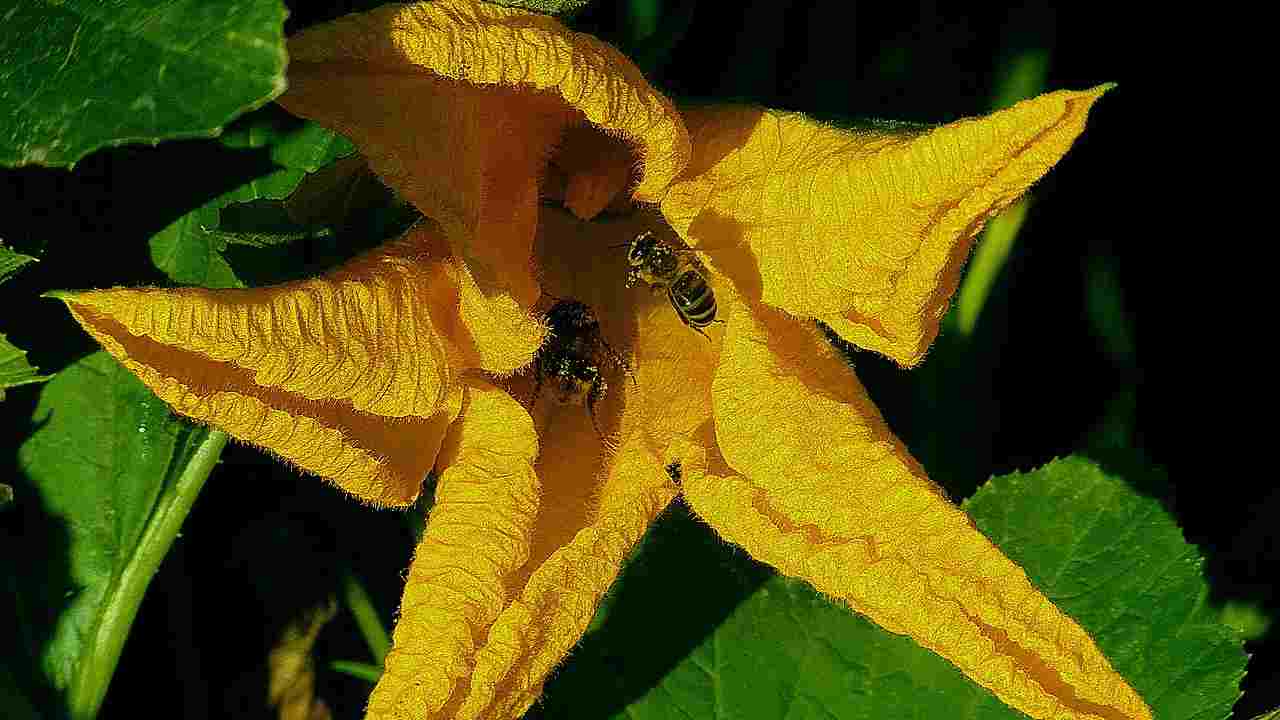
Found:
342,570 -> 391,664
69,429 -> 228,719
330,660 -> 383,684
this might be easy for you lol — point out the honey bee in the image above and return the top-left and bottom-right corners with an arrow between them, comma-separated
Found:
664,460 -> 682,485
625,231 -> 718,336
533,300 -> 631,434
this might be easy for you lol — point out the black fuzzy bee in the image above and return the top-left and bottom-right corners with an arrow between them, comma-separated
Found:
534,300 -> 631,434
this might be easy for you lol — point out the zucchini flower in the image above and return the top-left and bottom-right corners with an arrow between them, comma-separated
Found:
55,2 -> 1142,719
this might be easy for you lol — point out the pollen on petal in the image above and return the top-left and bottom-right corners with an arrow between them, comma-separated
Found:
685,295 -> 1152,720
661,86 -> 1112,366
54,226 -> 503,507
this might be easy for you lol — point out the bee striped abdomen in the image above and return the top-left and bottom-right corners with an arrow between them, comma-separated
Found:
670,269 -> 717,328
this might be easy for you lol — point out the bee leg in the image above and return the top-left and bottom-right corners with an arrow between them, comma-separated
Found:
598,335 -> 637,386
692,324 -> 712,340
587,377 -> 608,437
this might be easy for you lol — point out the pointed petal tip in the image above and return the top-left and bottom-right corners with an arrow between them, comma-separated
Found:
665,83 -> 1114,366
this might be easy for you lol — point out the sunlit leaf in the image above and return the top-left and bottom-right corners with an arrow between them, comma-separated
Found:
965,455 -> 1245,719
0,0 -> 287,167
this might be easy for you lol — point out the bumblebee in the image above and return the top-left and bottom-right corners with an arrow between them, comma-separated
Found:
625,231 -> 718,336
533,300 -> 631,434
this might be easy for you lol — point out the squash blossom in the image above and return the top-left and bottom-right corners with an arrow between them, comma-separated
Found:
54,2 -> 1145,719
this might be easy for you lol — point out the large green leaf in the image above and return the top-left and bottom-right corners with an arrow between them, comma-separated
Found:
0,246 -> 48,398
965,455 -> 1245,718
0,0 -> 288,168
5,352 -> 227,718
535,454 -> 1244,720
148,106 -> 354,288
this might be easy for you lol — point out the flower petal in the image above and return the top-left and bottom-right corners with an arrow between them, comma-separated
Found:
280,0 -> 690,370
457,432 -> 677,719
368,380 -> 540,717
661,86 -> 1112,365
684,297 -> 1152,720
55,226 -> 481,506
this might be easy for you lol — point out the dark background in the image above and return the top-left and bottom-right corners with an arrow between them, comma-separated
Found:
0,1 -> 1251,718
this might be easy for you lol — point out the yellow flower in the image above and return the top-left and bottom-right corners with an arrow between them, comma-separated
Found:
55,2 -> 1146,719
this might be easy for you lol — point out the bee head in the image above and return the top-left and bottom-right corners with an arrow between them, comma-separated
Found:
545,299 -> 596,331
627,231 -> 657,266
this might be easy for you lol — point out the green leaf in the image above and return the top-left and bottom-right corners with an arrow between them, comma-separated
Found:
1,247 -> 49,397
0,0 -> 288,168
0,245 -> 38,284
0,333 -> 52,399
965,455 -> 1246,719
484,0 -> 594,15
6,352 -> 227,718
216,105 -> 356,202
149,205 -> 244,288
147,106 -> 355,288
537,454 -> 1245,720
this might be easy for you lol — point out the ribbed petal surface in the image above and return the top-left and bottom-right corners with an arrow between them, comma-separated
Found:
368,381 -> 541,717
56,227 -> 477,506
682,295 -> 1152,720
661,86 -> 1112,365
